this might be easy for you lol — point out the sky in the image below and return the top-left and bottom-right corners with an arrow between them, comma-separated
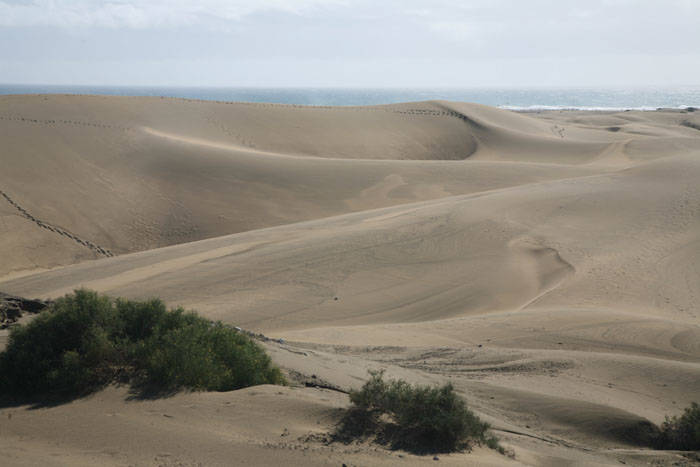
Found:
1,0 -> 699,87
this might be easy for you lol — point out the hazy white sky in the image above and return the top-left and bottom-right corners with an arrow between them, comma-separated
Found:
1,0 -> 699,87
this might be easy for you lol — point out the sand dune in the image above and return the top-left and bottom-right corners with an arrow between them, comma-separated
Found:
1,94 -> 615,277
1,96 -> 699,466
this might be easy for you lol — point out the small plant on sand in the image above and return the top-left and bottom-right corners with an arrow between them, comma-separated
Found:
0,289 -> 285,398
654,402 -> 700,451
335,370 -> 502,454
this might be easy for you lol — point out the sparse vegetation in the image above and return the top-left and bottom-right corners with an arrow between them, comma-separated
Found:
681,120 -> 700,131
0,289 -> 285,398
335,370 -> 501,454
654,402 -> 700,451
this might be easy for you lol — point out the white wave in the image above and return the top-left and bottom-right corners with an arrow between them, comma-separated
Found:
499,104 -> 698,112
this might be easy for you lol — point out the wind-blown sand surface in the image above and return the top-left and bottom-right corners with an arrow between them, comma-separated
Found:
1,95 -> 700,466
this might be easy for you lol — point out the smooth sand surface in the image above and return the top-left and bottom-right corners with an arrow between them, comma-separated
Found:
2,95 -> 700,466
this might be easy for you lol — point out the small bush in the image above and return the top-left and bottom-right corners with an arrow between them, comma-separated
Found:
655,402 -> 700,451
0,289 -> 285,398
336,370 -> 495,453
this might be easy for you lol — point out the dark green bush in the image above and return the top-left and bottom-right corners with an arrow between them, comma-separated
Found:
655,402 -> 700,451
0,289 -> 285,398
337,370 -> 494,453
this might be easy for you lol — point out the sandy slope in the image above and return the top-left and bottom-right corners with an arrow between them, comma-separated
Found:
0,94 -> 614,277
1,96 -> 700,466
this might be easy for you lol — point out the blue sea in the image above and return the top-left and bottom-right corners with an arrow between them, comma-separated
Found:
1,85 -> 700,111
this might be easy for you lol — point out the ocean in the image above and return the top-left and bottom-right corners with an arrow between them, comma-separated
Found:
1,85 -> 699,111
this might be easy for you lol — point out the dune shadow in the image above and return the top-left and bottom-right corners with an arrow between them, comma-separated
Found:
0,375 -> 184,409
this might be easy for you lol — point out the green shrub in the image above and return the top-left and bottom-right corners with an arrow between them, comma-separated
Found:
0,289 -> 285,398
337,370 -> 495,453
655,402 -> 700,451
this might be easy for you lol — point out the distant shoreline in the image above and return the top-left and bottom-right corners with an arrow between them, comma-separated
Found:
1,85 -> 699,111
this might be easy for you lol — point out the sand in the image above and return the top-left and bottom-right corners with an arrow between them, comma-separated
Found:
1,95 -> 700,466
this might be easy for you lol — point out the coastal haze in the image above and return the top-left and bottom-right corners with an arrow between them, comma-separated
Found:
2,1 -> 700,87
1,94 -> 700,466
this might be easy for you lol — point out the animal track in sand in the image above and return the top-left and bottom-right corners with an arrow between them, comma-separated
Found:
0,189 -> 114,258
0,115 -> 132,132
551,125 -> 566,138
203,114 -> 260,150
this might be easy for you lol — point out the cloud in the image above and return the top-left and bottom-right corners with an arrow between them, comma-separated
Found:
428,21 -> 478,42
0,0 -> 347,28
3,0 -> 700,31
